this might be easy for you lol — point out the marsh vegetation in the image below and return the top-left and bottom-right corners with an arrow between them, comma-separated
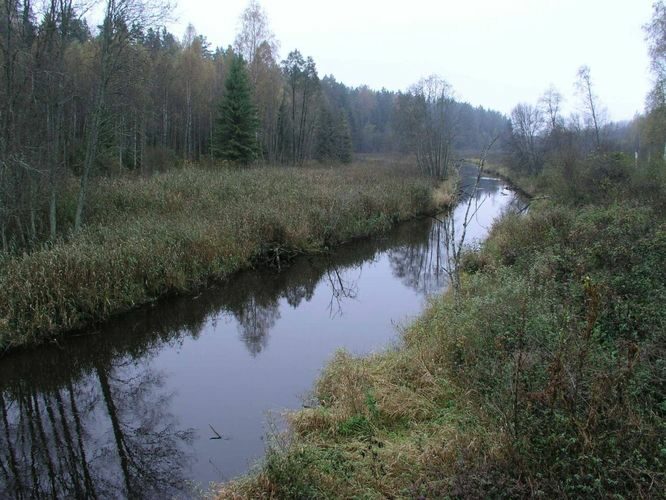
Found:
1,0 -> 664,498
0,160 -> 441,349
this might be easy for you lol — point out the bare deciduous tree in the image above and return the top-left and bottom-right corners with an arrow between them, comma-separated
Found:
74,0 -> 173,231
539,85 -> 564,133
400,75 -> 458,179
575,65 -> 605,150
234,0 -> 278,71
510,103 -> 545,174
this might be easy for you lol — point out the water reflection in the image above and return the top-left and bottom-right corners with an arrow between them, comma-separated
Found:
0,358 -> 195,499
388,169 -> 521,296
325,266 -> 361,318
388,218 -> 447,295
0,172 -> 522,494
235,298 -> 280,357
191,223 -> 442,355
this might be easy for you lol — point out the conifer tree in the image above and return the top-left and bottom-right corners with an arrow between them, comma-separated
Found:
315,108 -> 336,162
316,107 -> 352,164
214,55 -> 258,164
336,111 -> 353,164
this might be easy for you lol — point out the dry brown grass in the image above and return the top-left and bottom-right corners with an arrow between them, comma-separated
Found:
215,307 -> 499,498
0,161 -> 450,349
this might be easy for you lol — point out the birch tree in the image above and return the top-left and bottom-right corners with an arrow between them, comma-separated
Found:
575,65 -> 605,151
510,103 -> 545,174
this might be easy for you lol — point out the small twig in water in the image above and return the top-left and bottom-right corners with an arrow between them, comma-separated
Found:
51,338 -> 65,350
209,424 -> 230,440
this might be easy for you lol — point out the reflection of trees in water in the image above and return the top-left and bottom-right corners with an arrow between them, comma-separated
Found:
219,253 -> 367,354
388,218 -> 448,296
284,283 -> 314,308
235,297 -> 281,357
0,212 -> 433,498
325,266 -> 360,318
389,175 -> 523,297
0,180 -> 521,496
504,192 -> 528,214
227,259 -> 362,352
0,356 -> 195,499
459,164 -> 502,197
97,359 -> 196,498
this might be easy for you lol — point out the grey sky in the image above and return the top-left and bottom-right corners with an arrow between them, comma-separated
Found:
170,0 -> 653,121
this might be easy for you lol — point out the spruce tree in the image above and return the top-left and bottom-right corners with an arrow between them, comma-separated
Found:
214,55 -> 258,164
336,111 -> 353,164
315,107 -> 353,164
315,107 -> 336,162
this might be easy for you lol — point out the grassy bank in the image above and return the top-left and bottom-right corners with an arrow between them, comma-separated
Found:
0,161 -> 442,349
481,161 -> 538,198
217,159 -> 665,498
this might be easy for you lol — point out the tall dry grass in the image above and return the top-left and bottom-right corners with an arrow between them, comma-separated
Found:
0,162 -> 442,349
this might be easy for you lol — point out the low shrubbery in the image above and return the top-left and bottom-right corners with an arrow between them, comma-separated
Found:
0,162 -> 440,349
218,161 -> 665,498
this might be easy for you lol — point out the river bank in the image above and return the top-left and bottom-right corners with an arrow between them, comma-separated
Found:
0,161 -> 449,350
217,163 -> 665,498
0,171 -> 512,497
477,161 -> 536,199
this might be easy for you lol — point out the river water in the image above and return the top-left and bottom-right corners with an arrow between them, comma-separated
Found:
0,171 -> 522,499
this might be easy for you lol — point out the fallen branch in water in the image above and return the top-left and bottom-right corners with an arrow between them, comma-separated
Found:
209,424 -> 231,440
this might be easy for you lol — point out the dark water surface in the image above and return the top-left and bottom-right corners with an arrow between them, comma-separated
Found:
0,172 -> 522,498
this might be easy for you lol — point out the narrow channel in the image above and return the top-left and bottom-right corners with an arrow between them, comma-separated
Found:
0,171 -> 522,498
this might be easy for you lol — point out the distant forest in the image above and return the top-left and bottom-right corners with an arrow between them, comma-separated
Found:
1,1 -> 507,168
0,0 -> 646,249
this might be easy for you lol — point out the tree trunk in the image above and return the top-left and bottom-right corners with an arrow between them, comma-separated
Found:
96,364 -> 134,498
74,94 -> 103,232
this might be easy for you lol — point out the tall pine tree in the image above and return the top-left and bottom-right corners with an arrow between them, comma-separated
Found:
214,55 -> 258,164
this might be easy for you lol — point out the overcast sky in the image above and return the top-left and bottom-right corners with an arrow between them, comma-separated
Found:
168,0 -> 653,121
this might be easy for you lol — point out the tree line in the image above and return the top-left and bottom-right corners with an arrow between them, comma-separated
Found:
0,0 -> 509,252
3,0 -> 659,255
505,1 -> 666,179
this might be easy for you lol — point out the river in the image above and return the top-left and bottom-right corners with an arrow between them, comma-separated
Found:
0,170 -> 523,498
